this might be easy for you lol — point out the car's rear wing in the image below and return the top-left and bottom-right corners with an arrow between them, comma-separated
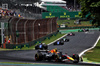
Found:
38,50 -> 49,52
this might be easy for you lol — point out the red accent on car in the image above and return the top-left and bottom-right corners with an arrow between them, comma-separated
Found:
62,55 -> 64,57
67,57 -> 70,59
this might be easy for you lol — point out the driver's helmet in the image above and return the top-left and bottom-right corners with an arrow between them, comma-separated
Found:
64,37 -> 66,39
54,48 -> 57,52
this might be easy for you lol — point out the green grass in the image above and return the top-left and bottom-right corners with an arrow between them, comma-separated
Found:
42,33 -> 65,44
28,42 -> 40,49
57,20 -> 92,27
57,20 -> 74,25
83,39 -> 100,62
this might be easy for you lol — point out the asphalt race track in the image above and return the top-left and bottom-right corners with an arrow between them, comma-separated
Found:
0,31 -> 100,65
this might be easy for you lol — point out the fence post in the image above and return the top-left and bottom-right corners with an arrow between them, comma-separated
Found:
9,17 -> 14,44
16,19 -> 20,44
51,18 -> 53,33
33,20 -> 37,40
1,22 -> 4,46
24,20 -> 28,43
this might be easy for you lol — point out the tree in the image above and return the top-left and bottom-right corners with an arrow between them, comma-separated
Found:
79,0 -> 100,26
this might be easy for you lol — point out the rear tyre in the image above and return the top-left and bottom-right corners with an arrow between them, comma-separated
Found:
66,39 -> 69,42
35,46 -> 38,50
61,43 -> 64,45
54,42 -> 57,45
73,34 -> 75,36
44,45 -> 48,50
67,34 -> 70,36
72,54 -> 79,63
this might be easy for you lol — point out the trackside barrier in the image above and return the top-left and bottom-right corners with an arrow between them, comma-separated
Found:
58,26 -> 97,29
6,31 -> 58,49
21,44 -> 29,48
42,12 -> 81,19
9,17 -> 58,44
13,45 -> 21,49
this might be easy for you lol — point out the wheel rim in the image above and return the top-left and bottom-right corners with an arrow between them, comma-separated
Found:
55,55 -> 59,62
35,54 -> 39,61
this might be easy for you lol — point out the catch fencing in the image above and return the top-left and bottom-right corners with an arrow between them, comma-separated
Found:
9,17 -> 58,44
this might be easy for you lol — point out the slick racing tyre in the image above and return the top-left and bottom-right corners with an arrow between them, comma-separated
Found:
44,45 -> 48,50
54,42 -> 57,45
54,52 -> 62,62
65,39 -> 69,42
35,46 -> 38,50
67,34 -> 70,36
60,41 -> 64,45
78,30 -> 80,32
54,54 -> 59,62
73,34 -> 75,36
35,53 -> 43,61
72,54 -> 79,63
54,43 -> 56,45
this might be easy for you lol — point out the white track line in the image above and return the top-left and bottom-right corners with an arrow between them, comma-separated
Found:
79,35 -> 100,57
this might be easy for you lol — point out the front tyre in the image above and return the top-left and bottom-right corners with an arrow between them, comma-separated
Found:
54,52 -> 62,62
54,54 -> 59,62
35,53 -> 43,61
54,42 -> 57,45
72,54 -> 79,63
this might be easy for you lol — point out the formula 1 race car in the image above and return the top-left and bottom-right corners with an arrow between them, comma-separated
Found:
35,43 -> 48,50
53,40 -> 64,45
35,50 -> 79,63
61,37 -> 69,42
67,32 -> 75,36
78,29 -> 89,32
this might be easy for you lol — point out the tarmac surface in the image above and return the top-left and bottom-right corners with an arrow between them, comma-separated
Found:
0,31 -> 100,66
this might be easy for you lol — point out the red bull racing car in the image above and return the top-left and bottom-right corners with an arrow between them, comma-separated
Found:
35,50 -> 79,63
